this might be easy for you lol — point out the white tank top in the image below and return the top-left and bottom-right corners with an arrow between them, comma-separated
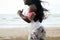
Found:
28,20 -> 41,33
22,5 -> 42,33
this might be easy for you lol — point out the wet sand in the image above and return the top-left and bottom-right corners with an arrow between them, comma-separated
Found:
0,27 -> 60,40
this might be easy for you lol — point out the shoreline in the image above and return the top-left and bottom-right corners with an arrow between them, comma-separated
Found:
0,27 -> 60,40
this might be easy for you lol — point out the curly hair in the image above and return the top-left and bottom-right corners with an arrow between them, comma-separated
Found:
24,0 -> 48,23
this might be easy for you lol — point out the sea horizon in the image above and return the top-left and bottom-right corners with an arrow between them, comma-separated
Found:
0,14 -> 60,28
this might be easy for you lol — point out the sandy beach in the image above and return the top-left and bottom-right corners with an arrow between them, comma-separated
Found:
0,27 -> 60,40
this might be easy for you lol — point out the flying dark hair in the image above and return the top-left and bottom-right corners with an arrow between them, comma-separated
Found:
24,0 -> 48,23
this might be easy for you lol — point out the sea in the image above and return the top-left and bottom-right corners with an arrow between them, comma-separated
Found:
0,14 -> 60,28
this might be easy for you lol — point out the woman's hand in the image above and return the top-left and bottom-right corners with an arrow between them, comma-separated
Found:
17,10 -> 23,15
17,10 -> 31,23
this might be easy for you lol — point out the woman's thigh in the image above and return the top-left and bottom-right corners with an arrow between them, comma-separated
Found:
29,26 -> 46,40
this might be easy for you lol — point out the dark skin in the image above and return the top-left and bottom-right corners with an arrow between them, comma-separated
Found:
17,0 -> 37,23
17,0 -> 48,23
17,2 -> 37,23
17,10 -> 31,23
17,4 -> 47,23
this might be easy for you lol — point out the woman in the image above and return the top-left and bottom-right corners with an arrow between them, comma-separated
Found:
17,0 -> 48,40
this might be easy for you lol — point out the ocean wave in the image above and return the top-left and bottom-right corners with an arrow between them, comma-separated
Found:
0,14 -> 60,27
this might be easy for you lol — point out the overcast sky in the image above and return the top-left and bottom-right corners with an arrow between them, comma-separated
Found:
0,0 -> 60,14
0,0 -> 60,28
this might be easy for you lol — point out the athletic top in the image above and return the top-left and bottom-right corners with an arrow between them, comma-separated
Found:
22,5 -> 41,33
28,20 -> 41,33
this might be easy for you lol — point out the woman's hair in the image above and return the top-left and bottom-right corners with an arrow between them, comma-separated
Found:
24,0 -> 48,23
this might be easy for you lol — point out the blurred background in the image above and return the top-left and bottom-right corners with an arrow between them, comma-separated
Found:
0,0 -> 60,40
0,0 -> 60,28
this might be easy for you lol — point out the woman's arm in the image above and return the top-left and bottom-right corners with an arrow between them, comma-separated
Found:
17,10 -> 31,23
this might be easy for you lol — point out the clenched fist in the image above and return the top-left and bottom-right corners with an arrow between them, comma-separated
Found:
17,10 -> 23,15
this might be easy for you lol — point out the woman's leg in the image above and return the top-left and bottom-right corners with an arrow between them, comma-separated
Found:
28,26 -> 46,40
28,32 -> 38,40
36,26 -> 46,40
